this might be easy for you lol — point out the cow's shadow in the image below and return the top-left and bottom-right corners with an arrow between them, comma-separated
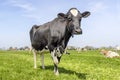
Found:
40,65 -> 87,79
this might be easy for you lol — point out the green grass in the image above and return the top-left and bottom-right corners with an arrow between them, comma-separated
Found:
0,50 -> 120,80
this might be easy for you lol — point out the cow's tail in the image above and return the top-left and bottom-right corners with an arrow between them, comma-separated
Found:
29,25 -> 39,42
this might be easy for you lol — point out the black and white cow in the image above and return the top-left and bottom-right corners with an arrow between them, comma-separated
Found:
30,8 -> 90,75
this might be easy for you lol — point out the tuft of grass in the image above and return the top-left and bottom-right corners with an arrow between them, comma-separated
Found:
0,50 -> 120,80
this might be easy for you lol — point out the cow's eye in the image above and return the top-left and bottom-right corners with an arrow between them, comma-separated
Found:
68,18 -> 72,21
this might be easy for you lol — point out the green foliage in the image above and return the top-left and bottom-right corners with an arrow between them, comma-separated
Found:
0,50 -> 120,80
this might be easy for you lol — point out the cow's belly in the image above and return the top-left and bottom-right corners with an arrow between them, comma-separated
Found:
32,39 -> 47,51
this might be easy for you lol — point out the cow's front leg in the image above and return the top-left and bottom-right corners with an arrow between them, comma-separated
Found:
54,63 -> 59,75
51,50 -> 59,75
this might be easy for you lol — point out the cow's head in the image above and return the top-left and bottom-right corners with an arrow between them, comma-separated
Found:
58,8 -> 90,35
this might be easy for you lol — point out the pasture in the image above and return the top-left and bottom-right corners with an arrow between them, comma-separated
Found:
0,50 -> 120,80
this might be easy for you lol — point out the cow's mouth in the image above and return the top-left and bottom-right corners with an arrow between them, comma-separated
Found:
73,30 -> 82,34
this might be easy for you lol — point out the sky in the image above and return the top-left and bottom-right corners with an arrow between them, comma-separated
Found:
0,0 -> 120,49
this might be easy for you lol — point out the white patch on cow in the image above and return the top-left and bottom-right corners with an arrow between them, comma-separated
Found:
56,47 -> 62,57
51,50 -> 58,64
70,9 -> 78,16
57,52 -> 62,57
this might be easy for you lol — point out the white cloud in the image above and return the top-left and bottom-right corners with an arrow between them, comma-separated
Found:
5,0 -> 36,12
13,3 -> 36,12
4,0 -> 39,21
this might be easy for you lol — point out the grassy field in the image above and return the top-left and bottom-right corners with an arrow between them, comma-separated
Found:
0,50 -> 120,80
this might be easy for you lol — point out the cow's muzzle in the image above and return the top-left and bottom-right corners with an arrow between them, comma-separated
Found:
74,29 -> 82,34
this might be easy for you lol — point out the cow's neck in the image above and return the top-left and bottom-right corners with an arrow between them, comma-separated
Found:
64,27 -> 72,48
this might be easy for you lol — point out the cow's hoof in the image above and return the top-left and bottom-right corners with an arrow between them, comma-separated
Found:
42,66 -> 45,69
34,65 -> 37,69
34,67 -> 37,69
55,72 -> 59,76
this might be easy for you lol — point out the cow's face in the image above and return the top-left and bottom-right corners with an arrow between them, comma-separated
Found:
67,8 -> 90,35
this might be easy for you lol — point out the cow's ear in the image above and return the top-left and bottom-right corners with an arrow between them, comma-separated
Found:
57,13 -> 66,18
82,11 -> 90,18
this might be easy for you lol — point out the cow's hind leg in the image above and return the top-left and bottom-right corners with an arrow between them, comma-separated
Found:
40,53 -> 45,69
32,49 -> 37,69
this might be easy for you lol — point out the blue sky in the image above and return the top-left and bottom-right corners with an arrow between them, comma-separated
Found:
0,0 -> 120,48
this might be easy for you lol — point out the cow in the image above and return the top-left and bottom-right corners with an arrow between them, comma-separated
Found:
101,49 -> 120,58
29,8 -> 90,75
